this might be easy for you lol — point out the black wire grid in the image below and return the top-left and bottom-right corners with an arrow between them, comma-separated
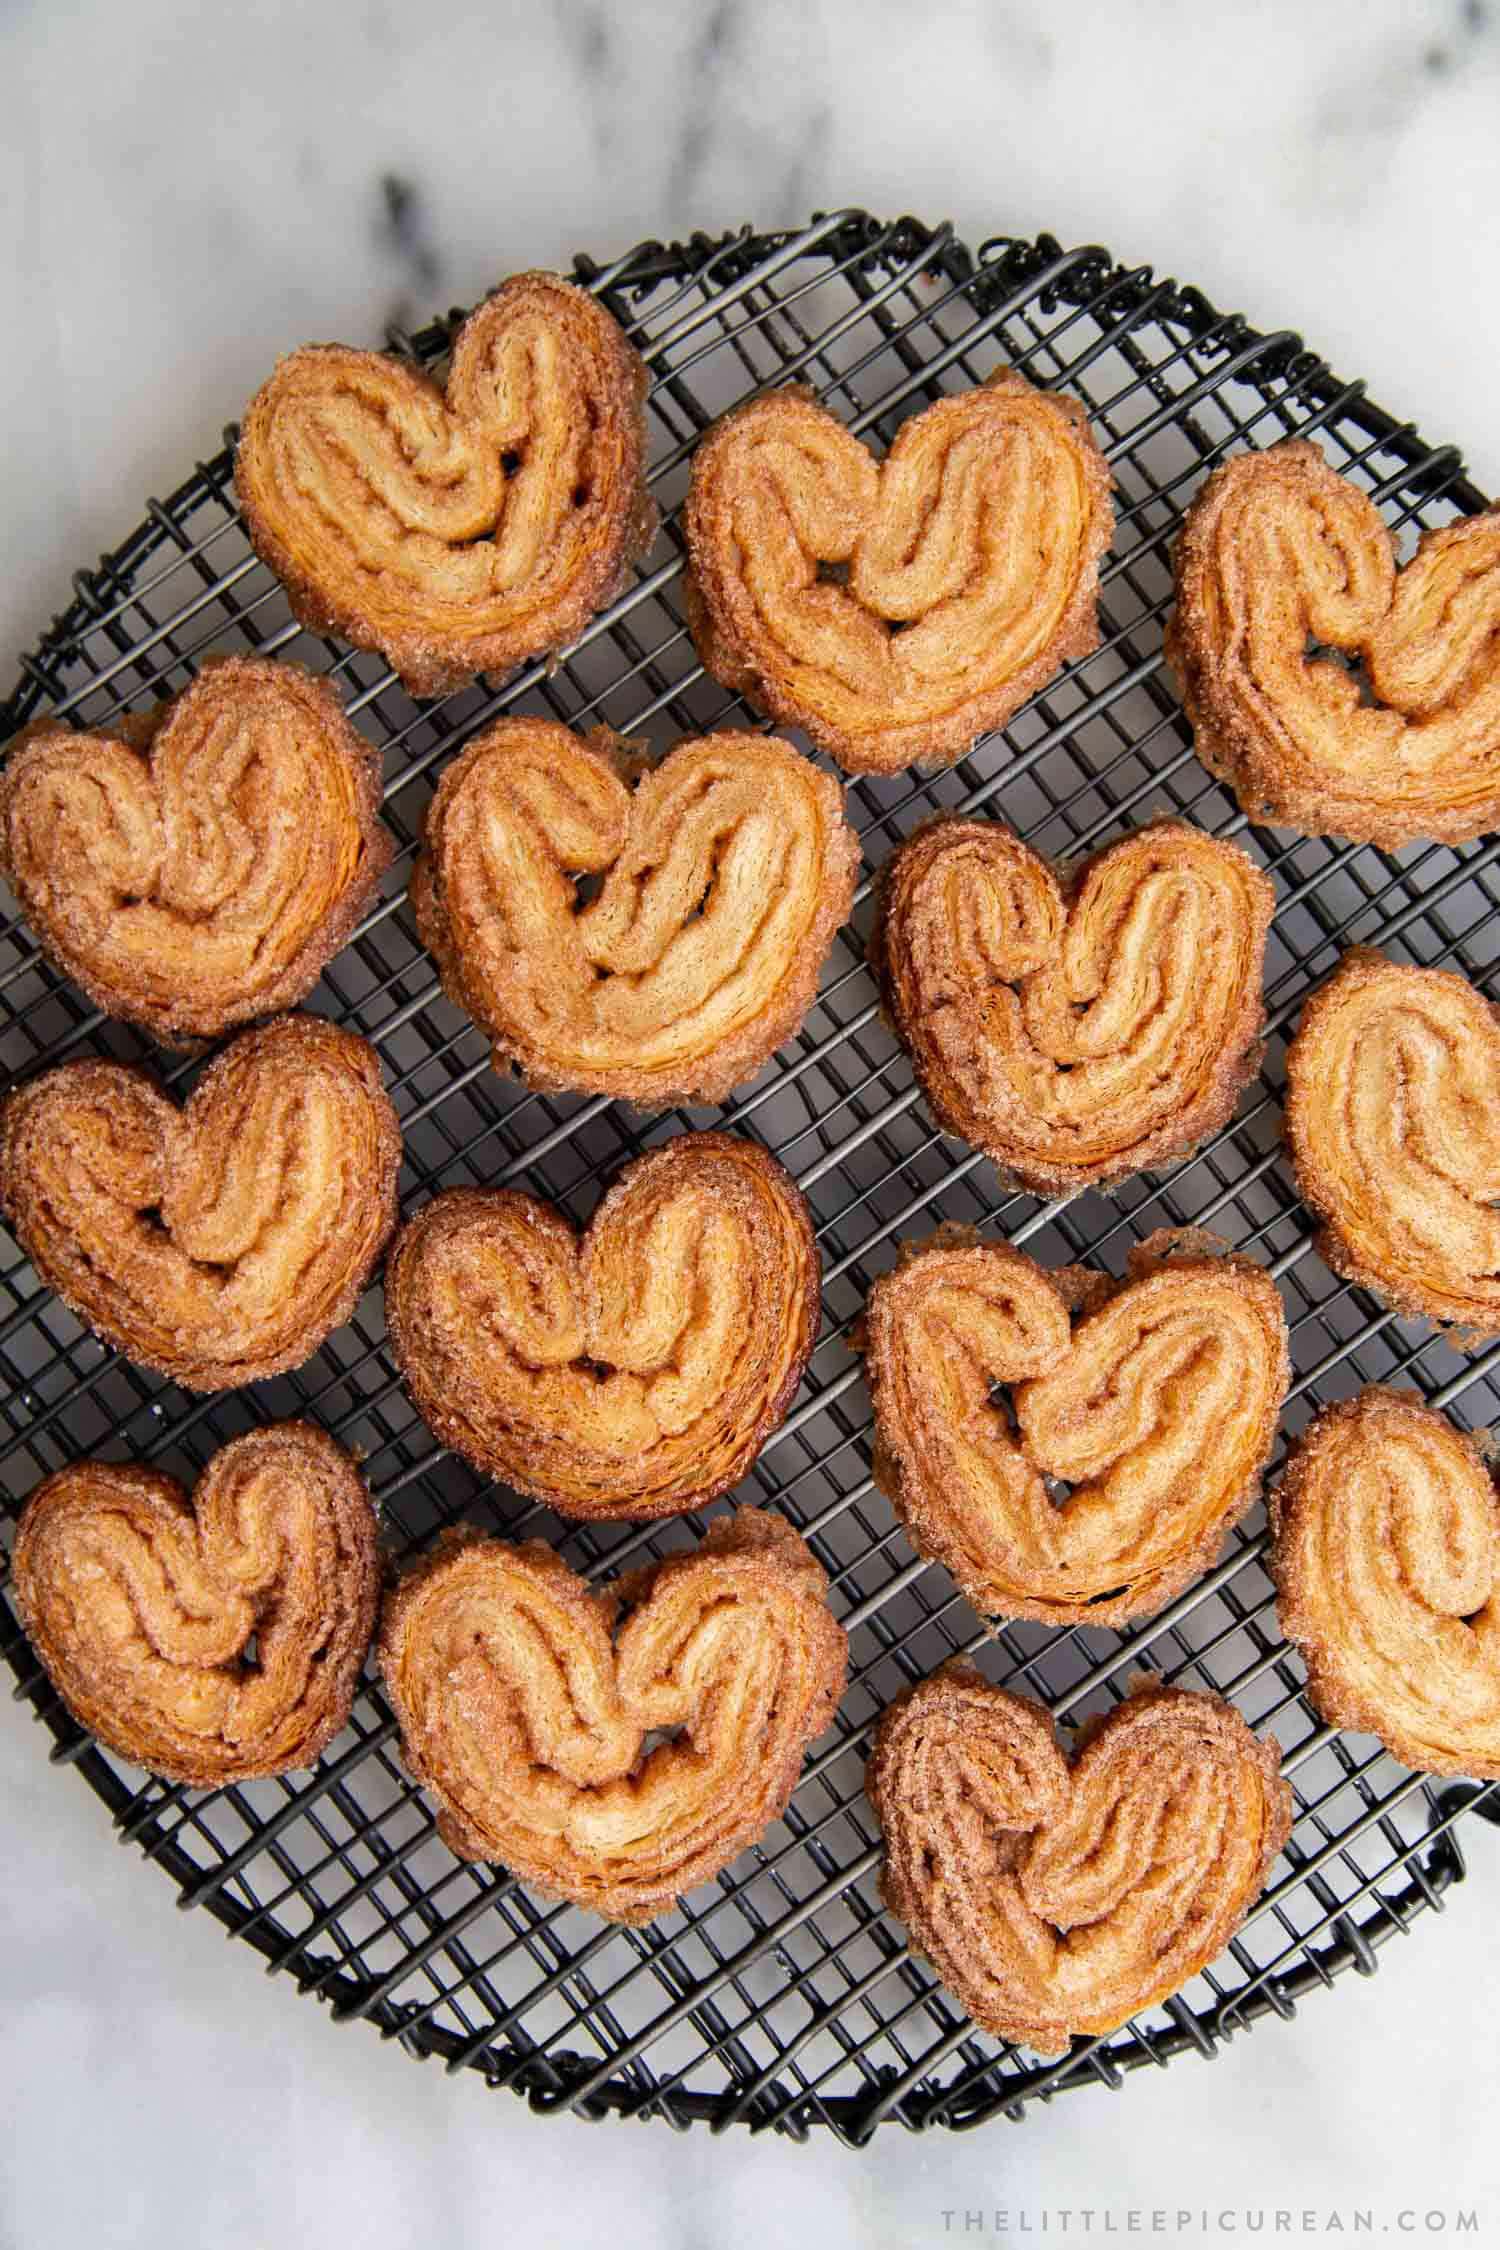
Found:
2,210 -> 1498,2143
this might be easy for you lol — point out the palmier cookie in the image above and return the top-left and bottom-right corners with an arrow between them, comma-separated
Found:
1272,1388 -> 1500,1778
13,1424 -> 379,1785
872,815 -> 1272,1191
379,1509 -> 847,1922
0,656 -> 390,1041
411,718 -> 858,1105
0,1014 -> 402,1390
867,1666 -> 1292,2057
386,1133 -> 819,1520
863,1228 -> 1288,1625
1285,948 -> 1500,1343
237,272 -> 655,697
1168,440 -> 1500,846
682,372 -> 1113,774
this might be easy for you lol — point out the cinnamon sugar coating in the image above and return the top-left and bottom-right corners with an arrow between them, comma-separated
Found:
867,1665 -> 1291,2056
1285,947 -> 1500,1344
0,1014 -> 402,1390
863,1228 -> 1288,1625
237,272 -> 656,697
682,372 -> 1113,775
1271,1388 -> 1500,1778
1168,440 -> 1500,846
13,1424 -> 379,1784
411,718 -> 858,1105
0,656 -> 390,1041
379,1508 -> 847,1922
872,815 -> 1272,1192
386,1133 -> 820,1520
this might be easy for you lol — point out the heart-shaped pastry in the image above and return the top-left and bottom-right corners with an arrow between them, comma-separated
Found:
872,815 -> 1272,1191
379,1507 -> 847,1921
1168,440 -> 1500,846
867,1666 -> 1292,2056
386,1133 -> 819,1519
1285,948 -> 1500,1343
0,1013 -> 402,1390
236,271 -> 656,697
410,717 -> 859,1104
0,656 -> 391,1041
1272,1388 -> 1500,1778
863,1229 -> 1288,1623
13,1423 -> 379,1784
682,373 -> 1114,774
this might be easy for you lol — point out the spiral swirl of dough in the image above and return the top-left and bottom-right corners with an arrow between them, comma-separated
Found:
379,1509 -> 847,1922
682,372 -> 1114,774
867,1666 -> 1292,2056
872,816 -> 1272,1191
863,1230 -> 1289,1624
1168,441 -> 1500,845
411,717 -> 858,1104
0,657 -> 390,1040
0,1014 -> 402,1390
1285,947 -> 1500,1342
13,1424 -> 379,1784
386,1133 -> 819,1519
1272,1388 -> 1500,1777
237,273 -> 655,697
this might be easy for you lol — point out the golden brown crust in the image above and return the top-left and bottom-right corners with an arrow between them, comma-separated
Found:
1285,947 -> 1500,1344
1167,440 -> 1500,846
681,372 -> 1113,775
0,1014 -> 402,1390
378,1507 -> 847,1921
1270,1388 -> 1500,1778
871,815 -> 1273,1192
410,717 -> 858,1104
236,272 -> 656,698
862,1229 -> 1289,1624
385,1132 -> 820,1519
13,1423 -> 379,1784
866,1664 -> 1292,2056
0,656 -> 390,1042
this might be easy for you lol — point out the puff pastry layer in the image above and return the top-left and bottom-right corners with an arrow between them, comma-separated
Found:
1272,1388 -> 1500,1778
1285,948 -> 1500,1343
237,272 -> 655,697
0,657 -> 390,1040
1168,441 -> 1500,846
411,717 -> 858,1104
867,1666 -> 1291,2056
872,816 -> 1272,1191
386,1133 -> 819,1519
682,373 -> 1113,774
14,1424 -> 378,1784
379,1508 -> 847,1921
0,1014 -> 401,1389
863,1229 -> 1288,1624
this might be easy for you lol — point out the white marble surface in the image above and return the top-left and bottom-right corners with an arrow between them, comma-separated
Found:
5,1 -> 1500,2242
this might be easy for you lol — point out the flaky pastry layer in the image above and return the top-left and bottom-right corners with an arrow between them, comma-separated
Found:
0,656 -> 390,1040
1168,440 -> 1500,846
682,372 -> 1113,774
411,717 -> 858,1103
379,1508 -> 847,1922
0,1013 -> 402,1389
386,1132 -> 820,1519
867,1665 -> 1291,2056
14,1424 -> 379,1784
871,815 -> 1272,1191
863,1228 -> 1289,1624
237,272 -> 656,697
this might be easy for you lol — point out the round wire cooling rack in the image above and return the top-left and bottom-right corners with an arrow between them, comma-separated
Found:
2,208 -> 1499,2144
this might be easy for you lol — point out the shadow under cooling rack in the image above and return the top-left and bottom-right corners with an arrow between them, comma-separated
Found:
2,209 -> 1499,2143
